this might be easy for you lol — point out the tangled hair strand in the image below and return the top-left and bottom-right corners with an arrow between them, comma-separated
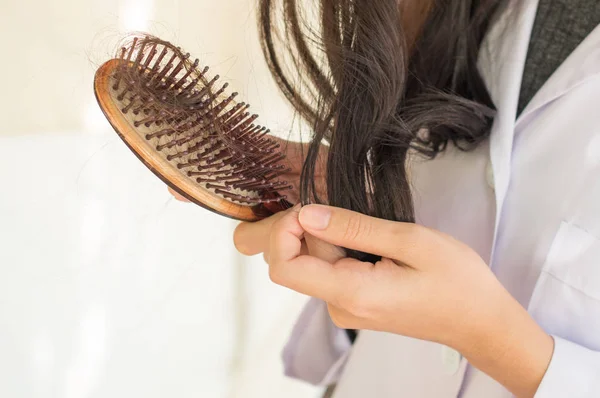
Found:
259,0 -> 501,260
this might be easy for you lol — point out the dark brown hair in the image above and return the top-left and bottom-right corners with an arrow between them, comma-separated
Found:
258,0 -> 501,260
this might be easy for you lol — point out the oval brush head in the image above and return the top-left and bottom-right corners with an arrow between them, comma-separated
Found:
94,34 -> 293,221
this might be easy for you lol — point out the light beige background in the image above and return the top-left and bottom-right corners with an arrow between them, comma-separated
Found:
0,1 -> 320,397
0,0 -> 297,136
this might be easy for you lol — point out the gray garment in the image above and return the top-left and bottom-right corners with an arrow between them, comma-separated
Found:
518,0 -> 600,115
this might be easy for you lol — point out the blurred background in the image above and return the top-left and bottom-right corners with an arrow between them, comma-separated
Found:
0,1 -> 321,397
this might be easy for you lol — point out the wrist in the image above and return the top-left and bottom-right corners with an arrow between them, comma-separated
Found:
456,293 -> 554,397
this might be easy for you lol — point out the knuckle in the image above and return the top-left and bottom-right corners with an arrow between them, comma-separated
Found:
328,308 -> 350,329
342,214 -> 371,242
268,264 -> 285,285
349,298 -> 372,320
345,293 -> 370,320
271,210 -> 292,233
339,281 -> 373,320
389,222 -> 408,241
272,215 -> 286,232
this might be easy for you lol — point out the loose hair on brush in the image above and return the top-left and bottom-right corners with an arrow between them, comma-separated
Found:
258,0 -> 501,258
94,34 -> 294,221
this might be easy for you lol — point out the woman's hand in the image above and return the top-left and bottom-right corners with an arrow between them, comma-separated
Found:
234,204 -> 554,398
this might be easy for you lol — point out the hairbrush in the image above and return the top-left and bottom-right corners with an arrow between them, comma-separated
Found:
94,34 -> 294,221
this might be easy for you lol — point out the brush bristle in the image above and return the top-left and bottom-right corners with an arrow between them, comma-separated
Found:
109,34 -> 292,206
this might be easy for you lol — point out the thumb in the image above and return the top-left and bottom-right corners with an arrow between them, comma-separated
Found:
298,204 -> 424,264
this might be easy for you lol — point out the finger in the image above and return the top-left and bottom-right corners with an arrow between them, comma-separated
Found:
168,187 -> 190,202
304,234 -> 346,264
263,240 -> 309,264
268,208 -> 349,302
327,303 -> 361,330
298,204 -> 429,265
233,206 -> 295,256
267,205 -> 305,265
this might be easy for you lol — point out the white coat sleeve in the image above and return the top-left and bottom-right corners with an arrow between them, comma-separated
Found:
534,336 -> 600,397
282,297 -> 352,386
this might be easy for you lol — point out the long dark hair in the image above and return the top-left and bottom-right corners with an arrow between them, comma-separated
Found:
259,0 -> 500,259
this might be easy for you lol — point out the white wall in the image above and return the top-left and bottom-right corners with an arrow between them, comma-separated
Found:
0,0 -> 296,136
0,1 -> 320,397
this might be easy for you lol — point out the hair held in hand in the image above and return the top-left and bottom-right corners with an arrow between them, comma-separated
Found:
259,0 -> 500,258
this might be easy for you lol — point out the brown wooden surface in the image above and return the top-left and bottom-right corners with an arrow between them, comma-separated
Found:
94,59 -> 263,222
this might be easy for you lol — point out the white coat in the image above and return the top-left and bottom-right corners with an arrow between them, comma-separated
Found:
281,1 -> 600,397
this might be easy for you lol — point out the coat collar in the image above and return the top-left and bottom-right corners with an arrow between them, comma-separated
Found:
481,1 -> 600,266
517,23 -> 600,127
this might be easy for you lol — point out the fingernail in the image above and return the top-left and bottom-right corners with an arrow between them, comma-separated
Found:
299,205 -> 331,230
